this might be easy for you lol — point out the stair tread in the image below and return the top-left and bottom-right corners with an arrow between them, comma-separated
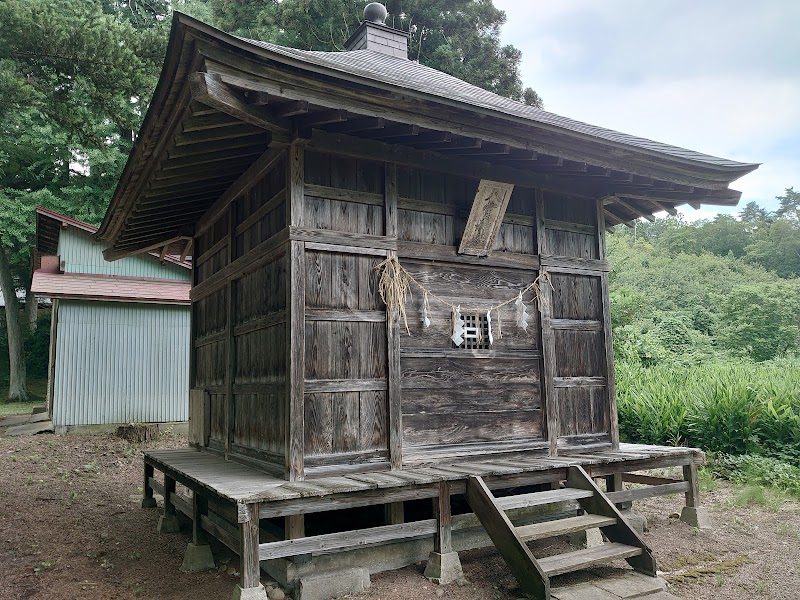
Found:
494,488 -> 594,511
538,542 -> 643,577
516,514 -> 617,541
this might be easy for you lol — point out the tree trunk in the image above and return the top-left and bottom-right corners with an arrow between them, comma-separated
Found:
0,245 -> 29,402
25,288 -> 37,333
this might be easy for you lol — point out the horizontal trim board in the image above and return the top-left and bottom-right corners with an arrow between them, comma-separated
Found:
195,330 -> 227,347
553,376 -> 607,388
544,219 -> 596,235
540,255 -> 609,272
304,378 -> 388,393
304,449 -> 390,467
258,519 -> 437,560
549,319 -> 603,331
605,481 -> 689,504
290,227 -> 397,251
305,309 -> 386,322
305,241 -> 388,257
397,241 -> 539,271
400,348 -> 542,360
234,187 -> 286,236
234,311 -> 287,336
304,184 -> 383,206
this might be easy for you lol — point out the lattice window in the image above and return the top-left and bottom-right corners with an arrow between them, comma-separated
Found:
459,313 -> 491,349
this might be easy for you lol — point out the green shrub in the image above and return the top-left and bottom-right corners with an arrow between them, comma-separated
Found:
711,454 -> 800,497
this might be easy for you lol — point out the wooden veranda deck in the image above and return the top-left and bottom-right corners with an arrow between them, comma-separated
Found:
145,443 -> 702,511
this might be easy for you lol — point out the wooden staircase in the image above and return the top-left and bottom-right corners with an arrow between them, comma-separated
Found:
466,465 -> 657,599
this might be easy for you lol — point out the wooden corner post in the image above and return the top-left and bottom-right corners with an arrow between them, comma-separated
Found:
536,190 -> 559,456
597,199 -> 619,448
385,162 -> 402,471
286,143 -> 306,482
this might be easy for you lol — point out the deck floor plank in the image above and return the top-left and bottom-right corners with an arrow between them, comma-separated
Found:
142,443 -> 701,505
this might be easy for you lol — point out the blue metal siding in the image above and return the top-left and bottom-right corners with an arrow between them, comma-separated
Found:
57,228 -> 190,280
52,300 -> 190,426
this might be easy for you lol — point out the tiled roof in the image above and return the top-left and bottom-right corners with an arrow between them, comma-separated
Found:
32,271 -> 190,305
239,39 -> 757,172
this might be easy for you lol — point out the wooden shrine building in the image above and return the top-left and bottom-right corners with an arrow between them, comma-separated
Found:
98,6 -> 758,600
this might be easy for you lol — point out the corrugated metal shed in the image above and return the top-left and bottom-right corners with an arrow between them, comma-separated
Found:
58,226 -> 189,280
33,208 -> 192,429
51,301 -> 190,426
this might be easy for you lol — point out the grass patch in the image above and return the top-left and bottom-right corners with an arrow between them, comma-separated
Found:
667,555 -> 750,585
0,400 -> 41,416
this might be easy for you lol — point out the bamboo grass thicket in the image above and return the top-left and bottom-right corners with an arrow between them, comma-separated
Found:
616,358 -> 800,462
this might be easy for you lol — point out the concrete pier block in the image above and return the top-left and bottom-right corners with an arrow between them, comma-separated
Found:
619,509 -> 648,534
297,567 -> 370,600
157,513 -> 181,534
180,542 -> 215,573
680,506 -> 711,529
232,584 -> 268,600
424,551 -> 464,585
569,527 -> 604,548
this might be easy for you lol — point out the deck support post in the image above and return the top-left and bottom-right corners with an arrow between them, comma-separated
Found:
234,502 -> 267,600
286,514 -> 311,564
680,464 -> 710,529
384,502 -> 404,525
157,476 -> 181,533
424,482 -> 463,585
181,491 -> 215,573
142,463 -> 157,508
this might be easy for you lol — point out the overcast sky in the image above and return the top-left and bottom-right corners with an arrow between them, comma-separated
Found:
493,0 -> 800,221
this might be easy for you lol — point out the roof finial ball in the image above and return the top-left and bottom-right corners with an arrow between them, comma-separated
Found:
364,2 -> 388,25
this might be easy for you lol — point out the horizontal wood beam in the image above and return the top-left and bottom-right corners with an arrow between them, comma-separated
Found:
297,109 -> 348,128
258,519 -> 437,561
275,100 -> 309,117
104,235 -> 190,261
325,116 -> 385,134
174,124 -> 267,147
189,71 -> 291,134
195,146 -> 285,236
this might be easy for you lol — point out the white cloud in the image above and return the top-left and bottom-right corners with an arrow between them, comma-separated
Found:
494,0 -> 800,212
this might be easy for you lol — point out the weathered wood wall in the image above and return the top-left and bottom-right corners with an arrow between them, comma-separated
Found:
192,155 -> 288,474
190,143 -> 618,479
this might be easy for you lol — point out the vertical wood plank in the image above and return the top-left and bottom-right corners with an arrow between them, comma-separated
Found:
596,201 -> 619,448
385,163 -> 402,469
536,190 -> 558,455
164,476 -> 176,516
683,464 -> 700,508
600,270 -> 619,448
192,491 -> 208,545
288,144 -> 305,228
384,502 -> 405,525
240,504 -> 261,589
225,209 -> 235,454
143,463 -> 154,504
287,239 -> 306,480
433,481 -> 453,554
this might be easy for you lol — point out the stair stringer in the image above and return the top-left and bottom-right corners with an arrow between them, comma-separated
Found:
465,476 -> 551,600
566,465 -> 658,576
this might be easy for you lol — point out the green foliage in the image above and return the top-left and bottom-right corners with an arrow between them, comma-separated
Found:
616,360 -> 800,461
712,453 -> 800,497
25,314 -> 51,380
717,282 -> 800,361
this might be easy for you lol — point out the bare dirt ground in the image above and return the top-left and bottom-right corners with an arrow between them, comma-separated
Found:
1,431 -> 798,600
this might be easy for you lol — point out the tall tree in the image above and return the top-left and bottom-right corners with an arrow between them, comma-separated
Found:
194,0 -> 543,106
0,0 -> 166,400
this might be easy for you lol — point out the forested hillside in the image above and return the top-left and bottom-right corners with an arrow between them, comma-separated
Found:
608,190 -> 800,365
